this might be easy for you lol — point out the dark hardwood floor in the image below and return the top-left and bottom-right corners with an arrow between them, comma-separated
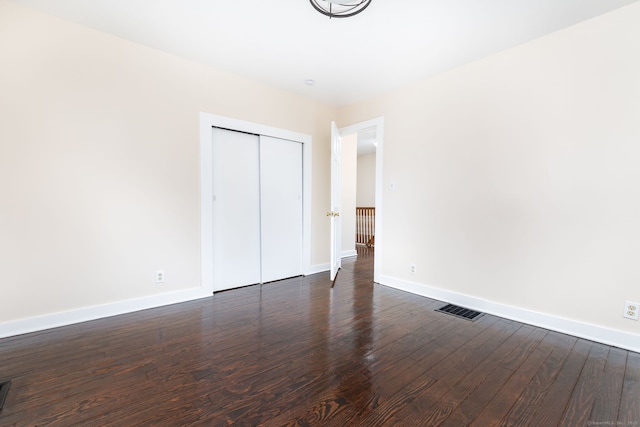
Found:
1,247 -> 638,426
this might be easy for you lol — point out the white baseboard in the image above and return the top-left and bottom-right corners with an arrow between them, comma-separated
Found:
379,275 -> 640,353
307,263 -> 330,275
341,250 -> 358,259
0,288 -> 211,339
7,273 -> 634,353
307,257 -> 355,275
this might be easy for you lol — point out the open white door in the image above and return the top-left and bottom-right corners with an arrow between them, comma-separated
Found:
329,121 -> 342,283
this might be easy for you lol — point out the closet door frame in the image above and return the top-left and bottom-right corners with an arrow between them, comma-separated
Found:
199,112 -> 312,294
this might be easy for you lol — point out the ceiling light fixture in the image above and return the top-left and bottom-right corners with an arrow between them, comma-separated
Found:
309,0 -> 372,18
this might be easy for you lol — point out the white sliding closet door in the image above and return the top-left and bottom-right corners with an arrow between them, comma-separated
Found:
212,128 -> 261,291
260,136 -> 303,283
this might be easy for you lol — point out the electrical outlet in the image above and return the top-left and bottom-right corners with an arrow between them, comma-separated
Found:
410,264 -> 416,275
156,270 -> 165,284
623,301 -> 639,320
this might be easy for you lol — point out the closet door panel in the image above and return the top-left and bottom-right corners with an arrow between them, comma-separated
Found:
212,128 -> 261,291
260,136 -> 303,283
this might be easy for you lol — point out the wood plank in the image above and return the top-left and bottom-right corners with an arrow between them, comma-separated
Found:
500,332 -> 577,426
420,324 -> 546,427
465,330 -> 560,426
0,248 -> 637,426
559,342 -> 610,426
526,338 -> 593,426
619,351 -> 640,425
317,318 -> 496,426
590,347 -> 627,423
396,318 -> 523,425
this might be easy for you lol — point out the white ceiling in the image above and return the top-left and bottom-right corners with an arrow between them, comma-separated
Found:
8,0 -> 640,106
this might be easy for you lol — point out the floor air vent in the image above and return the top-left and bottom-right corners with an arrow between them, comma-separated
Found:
0,380 -> 10,411
436,304 -> 484,321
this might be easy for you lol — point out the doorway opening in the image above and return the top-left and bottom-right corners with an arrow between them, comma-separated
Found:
336,117 -> 383,283
340,128 -> 376,255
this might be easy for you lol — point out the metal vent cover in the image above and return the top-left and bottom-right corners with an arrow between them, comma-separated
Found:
436,304 -> 484,321
0,380 -> 11,411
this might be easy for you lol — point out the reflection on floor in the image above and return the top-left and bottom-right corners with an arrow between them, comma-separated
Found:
0,245 -> 638,425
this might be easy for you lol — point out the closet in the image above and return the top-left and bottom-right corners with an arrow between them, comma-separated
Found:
211,127 -> 303,291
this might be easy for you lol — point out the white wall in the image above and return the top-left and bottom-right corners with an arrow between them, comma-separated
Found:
0,0 -> 333,331
4,0 -> 640,351
356,153 -> 376,207
340,134 -> 357,256
339,2 -> 640,350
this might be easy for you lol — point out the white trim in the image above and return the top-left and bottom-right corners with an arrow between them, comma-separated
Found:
0,288 -> 211,339
379,275 -> 640,353
307,263 -> 330,275
200,112 -> 313,292
339,117 -> 384,283
341,250 -> 358,258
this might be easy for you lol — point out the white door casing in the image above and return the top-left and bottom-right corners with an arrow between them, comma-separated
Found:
338,117 -> 384,283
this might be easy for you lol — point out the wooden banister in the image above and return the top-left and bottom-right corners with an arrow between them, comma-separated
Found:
356,207 -> 375,247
